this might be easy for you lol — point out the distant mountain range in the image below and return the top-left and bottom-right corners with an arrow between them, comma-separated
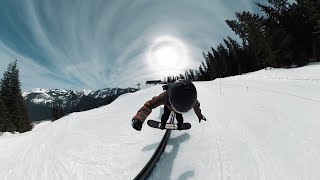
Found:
23,87 -> 138,121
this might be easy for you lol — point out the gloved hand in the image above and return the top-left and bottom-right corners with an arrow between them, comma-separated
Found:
199,116 -> 206,123
132,119 -> 142,131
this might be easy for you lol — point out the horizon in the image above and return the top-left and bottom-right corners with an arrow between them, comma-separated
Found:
24,86 -> 139,94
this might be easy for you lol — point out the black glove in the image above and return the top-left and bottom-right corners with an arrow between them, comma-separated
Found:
132,119 -> 142,131
199,116 -> 206,123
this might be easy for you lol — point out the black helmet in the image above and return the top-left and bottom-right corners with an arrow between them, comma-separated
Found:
168,80 -> 197,113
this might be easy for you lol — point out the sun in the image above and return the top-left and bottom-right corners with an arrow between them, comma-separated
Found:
147,35 -> 190,75
151,44 -> 180,68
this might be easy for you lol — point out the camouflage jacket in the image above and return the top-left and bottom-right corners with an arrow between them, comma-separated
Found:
132,91 -> 203,123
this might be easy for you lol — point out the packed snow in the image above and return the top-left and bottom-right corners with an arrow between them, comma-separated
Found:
1,64 -> 320,180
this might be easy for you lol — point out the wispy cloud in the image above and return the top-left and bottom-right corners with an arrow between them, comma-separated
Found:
0,0 -> 267,91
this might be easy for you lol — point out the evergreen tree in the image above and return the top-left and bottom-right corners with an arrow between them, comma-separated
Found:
51,106 -> 65,121
0,95 -> 3,129
225,37 -> 244,75
217,44 -> 230,77
0,61 -> 32,133
226,11 -> 266,69
205,51 -> 215,80
0,94 -> 10,132
184,69 -> 196,81
294,0 -> 320,60
257,0 -> 313,66
198,63 -> 207,81
211,47 -> 222,78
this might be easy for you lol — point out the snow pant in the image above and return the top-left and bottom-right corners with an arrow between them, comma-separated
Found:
161,105 -> 183,125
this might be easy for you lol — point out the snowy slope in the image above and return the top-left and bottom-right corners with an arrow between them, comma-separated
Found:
150,64 -> 320,180
0,85 -> 165,180
1,64 -> 320,180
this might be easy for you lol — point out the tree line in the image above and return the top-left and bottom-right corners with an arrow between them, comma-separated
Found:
0,61 -> 32,133
165,0 -> 320,83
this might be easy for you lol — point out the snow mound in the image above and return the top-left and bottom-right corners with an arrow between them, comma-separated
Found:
229,63 -> 320,82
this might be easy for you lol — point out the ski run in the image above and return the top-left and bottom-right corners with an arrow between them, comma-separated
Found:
1,63 -> 320,180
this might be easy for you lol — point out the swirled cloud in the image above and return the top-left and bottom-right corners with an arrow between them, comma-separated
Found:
0,0 -> 269,90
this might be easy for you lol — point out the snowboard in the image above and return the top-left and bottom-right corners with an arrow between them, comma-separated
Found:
147,120 -> 191,130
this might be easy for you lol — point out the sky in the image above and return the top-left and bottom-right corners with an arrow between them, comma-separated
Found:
0,0 -> 270,91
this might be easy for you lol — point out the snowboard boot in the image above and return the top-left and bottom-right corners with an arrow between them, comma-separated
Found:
177,123 -> 183,131
160,121 -> 166,130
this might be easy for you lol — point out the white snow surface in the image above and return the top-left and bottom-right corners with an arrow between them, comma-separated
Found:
1,64 -> 320,180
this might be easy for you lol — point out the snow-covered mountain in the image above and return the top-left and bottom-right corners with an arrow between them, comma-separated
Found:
23,88 -> 137,107
23,87 -> 138,121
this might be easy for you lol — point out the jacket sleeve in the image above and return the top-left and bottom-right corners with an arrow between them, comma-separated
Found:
132,92 -> 167,123
193,100 -> 204,120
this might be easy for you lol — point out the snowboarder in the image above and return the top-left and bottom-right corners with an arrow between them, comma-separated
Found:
131,79 -> 206,131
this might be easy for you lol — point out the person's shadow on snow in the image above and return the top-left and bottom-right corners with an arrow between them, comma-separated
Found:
142,132 -> 195,180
